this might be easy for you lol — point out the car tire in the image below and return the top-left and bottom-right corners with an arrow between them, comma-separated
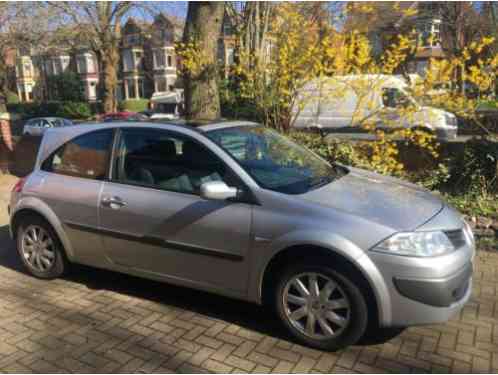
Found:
275,261 -> 368,351
16,216 -> 67,279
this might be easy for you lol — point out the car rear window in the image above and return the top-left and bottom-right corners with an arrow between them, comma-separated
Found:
41,129 -> 114,180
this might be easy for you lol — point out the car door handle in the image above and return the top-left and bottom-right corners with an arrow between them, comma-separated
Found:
101,196 -> 127,209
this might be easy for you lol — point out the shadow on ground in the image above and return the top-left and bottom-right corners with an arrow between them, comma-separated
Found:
0,224 -> 402,346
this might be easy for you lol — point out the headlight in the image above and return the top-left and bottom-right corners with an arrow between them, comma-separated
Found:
372,231 -> 455,257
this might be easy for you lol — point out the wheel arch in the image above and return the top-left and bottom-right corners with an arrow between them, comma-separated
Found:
11,200 -> 74,260
257,242 -> 390,328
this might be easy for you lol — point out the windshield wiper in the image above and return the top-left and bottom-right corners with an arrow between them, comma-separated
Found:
308,175 -> 333,190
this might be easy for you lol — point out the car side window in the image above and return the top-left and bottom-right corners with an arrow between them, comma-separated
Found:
113,128 -> 241,195
41,129 -> 114,180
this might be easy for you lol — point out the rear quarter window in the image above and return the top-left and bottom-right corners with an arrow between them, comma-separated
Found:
41,129 -> 114,180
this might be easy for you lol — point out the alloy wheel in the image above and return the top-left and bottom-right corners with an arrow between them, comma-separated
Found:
282,272 -> 351,340
21,225 -> 56,272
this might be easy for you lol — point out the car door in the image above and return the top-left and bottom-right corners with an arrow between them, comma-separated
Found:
99,127 -> 253,293
38,128 -> 115,262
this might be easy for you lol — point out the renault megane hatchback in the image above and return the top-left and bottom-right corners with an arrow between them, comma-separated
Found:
8,120 -> 474,350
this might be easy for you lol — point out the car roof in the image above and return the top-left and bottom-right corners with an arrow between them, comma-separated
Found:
46,119 -> 258,136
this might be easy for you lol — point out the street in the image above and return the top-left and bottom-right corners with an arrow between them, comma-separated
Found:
0,175 -> 497,373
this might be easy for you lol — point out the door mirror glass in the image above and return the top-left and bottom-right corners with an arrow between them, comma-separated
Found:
200,181 -> 238,201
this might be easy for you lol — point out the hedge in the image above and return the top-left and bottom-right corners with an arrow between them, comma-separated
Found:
7,101 -> 93,120
118,99 -> 149,112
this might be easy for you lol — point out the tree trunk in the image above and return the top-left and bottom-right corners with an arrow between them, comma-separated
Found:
183,2 -> 225,121
101,45 -> 120,113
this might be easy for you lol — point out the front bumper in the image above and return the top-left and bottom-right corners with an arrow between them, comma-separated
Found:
367,207 -> 474,327
393,262 -> 472,307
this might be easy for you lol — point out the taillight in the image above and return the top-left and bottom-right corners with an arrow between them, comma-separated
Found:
12,177 -> 27,193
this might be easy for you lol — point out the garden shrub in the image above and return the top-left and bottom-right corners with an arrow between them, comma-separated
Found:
7,101 -> 92,120
6,91 -> 19,104
118,99 -> 149,112
55,102 -> 92,119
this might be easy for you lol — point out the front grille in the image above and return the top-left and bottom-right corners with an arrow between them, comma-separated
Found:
445,229 -> 466,249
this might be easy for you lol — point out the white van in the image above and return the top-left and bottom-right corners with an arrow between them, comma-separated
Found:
149,90 -> 183,121
293,75 -> 458,140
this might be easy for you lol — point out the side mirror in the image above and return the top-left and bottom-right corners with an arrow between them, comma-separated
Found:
200,181 -> 238,201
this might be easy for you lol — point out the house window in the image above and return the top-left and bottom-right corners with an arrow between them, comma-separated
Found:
127,78 -> 136,98
87,55 -> 96,73
138,78 -> 144,98
134,51 -> 143,70
123,50 -> 133,71
61,56 -> 70,71
154,50 -> 165,68
167,55 -> 172,67
419,20 -> 441,47
77,55 -> 86,73
125,34 -> 140,45
226,48 -> 235,65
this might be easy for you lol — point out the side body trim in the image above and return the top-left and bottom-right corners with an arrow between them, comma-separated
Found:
65,222 -> 244,262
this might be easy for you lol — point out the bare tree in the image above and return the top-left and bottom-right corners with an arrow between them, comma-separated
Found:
183,2 -> 225,121
0,2 -> 62,111
48,1 -> 134,112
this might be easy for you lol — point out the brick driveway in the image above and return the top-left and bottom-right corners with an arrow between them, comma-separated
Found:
0,176 -> 497,373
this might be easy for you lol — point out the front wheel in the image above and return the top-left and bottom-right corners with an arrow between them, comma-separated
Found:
275,262 -> 368,351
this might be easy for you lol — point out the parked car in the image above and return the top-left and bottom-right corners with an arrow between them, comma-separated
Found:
8,120 -> 474,350
293,75 -> 458,140
22,117 -> 74,136
102,112 -> 149,122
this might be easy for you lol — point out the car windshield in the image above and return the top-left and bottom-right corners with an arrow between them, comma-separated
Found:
206,126 -> 341,194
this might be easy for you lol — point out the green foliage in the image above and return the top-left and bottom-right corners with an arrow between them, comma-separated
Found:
7,101 -> 93,119
46,72 -> 85,102
118,99 -> 149,112
6,91 -> 19,104
219,79 -> 261,122
478,100 -> 498,110
55,102 -> 92,119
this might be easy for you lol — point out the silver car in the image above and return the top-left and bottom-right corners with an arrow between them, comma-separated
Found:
8,121 -> 474,350
23,117 -> 74,136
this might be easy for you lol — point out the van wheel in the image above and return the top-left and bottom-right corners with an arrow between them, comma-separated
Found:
16,216 -> 67,279
275,261 -> 368,351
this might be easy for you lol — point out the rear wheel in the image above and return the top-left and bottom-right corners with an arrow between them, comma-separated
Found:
275,262 -> 368,351
16,216 -> 67,279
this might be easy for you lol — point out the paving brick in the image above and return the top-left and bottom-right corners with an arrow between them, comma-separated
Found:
292,356 -> 316,373
252,364 -> 272,373
104,349 -> 134,365
268,346 -> 301,363
162,350 -> 193,371
247,352 -> 279,368
224,354 -> 257,372
202,358 -> 234,373
189,347 -> 216,366
217,332 -> 245,346
271,360 -> 294,373
314,353 -> 339,372
233,341 -> 257,358
211,343 -> 236,362
196,334 -> 224,349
